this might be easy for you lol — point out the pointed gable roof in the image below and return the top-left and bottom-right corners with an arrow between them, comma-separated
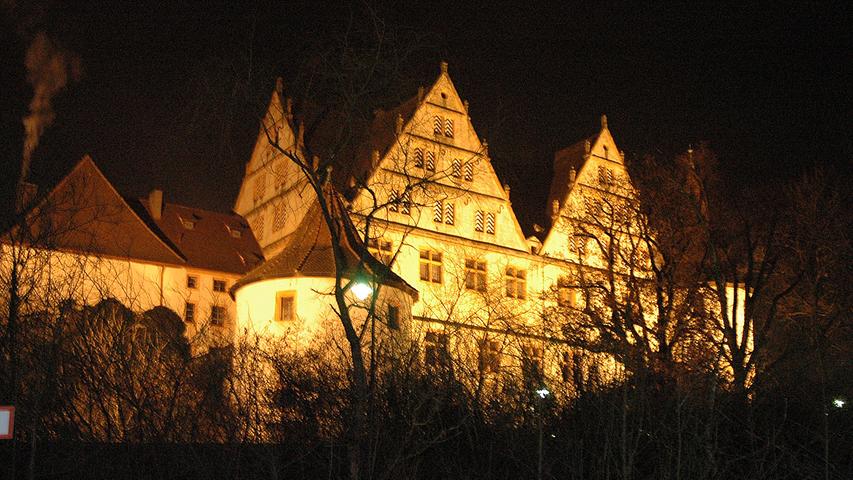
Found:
231,184 -> 418,300
22,156 -> 186,265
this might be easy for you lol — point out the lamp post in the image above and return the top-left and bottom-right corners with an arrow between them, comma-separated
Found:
535,387 -> 550,480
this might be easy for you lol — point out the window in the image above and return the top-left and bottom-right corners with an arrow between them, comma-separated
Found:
444,118 -> 454,137
211,306 -> 226,326
465,259 -> 487,292
464,162 -> 473,181
272,202 -> 286,232
419,250 -> 443,284
433,116 -> 442,135
474,210 -> 484,232
451,159 -> 461,178
505,267 -> 526,299
425,331 -> 449,367
444,202 -> 455,225
561,351 -> 584,386
414,148 -> 424,168
558,277 -> 578,307
253,173 -> 266,203
387,304 -> 400,330
276,292 -> 295,322
184,302 -> 195,323
433,201 -> 443,223
251,212 -> 264,240
598,165 -> 614,186
477,338 -> 501,373
388,191 -> 399,212
485,212 -> 496,235
213,279 -> 226,292
522,345 -> 544,383
187,275 -> 198,289
401,190 -> 411,215
368,238 -> 393,265
425,151 -> 436,171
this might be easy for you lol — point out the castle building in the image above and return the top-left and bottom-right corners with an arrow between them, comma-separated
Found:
5,62 -> 719,394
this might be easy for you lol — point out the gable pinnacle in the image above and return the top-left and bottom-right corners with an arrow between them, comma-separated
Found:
395,113 -> 403,134
440,61 -> 448,74
601,114 -> 608,130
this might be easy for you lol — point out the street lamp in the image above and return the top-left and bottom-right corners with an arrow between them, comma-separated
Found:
350,280 -> 373,301
535,387 -> 550,480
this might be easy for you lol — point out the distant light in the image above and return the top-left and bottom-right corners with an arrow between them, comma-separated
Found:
833,398 -> 845,409
536,388 -> 550,399
351,281 -> 373,301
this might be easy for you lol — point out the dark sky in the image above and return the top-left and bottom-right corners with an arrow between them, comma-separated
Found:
2,1 -> 850,229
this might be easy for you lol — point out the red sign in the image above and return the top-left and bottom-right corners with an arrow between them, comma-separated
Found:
0,406 -> 14,439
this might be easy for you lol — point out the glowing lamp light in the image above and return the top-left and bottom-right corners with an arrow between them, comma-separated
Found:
833,398 -> 845,409
535,388 -> 550,399
351,281 -> 373,301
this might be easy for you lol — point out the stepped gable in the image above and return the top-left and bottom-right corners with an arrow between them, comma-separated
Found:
231,184 -> 417,299
16,156 -> 186,266
134,199 -> 264,274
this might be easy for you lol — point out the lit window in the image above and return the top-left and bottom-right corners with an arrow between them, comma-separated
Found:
464,162 -> 473,181
485,212 -> 496,235
505,267 -> 526,299
187,275 -> 198,289
184,302 -> 195,322
419,250 -> 442,284
276,292 -> 295,322
414,148 -> 424,168
465,259 -> 487,292
425,151 -> 436,172
211,306 -> 226,326
213,279 -> 226,292
444,202 -> 455,225
477,338 -> 501,373
433,201 -> 443,223
387,304 -> 400,331
444,118 -> 454,137
433,116 -> 442,135
451,159 -> 461,178
474,210 -> 484,232
368,238 -> 393,265
272,202 -> 286,232
425,331 -> 449,367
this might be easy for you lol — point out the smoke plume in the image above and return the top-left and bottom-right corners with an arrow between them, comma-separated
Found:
20,31 -> 81,184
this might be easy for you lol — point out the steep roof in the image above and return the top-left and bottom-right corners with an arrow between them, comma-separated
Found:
134,199 -> 264,274
546,136 -> 593,228
232,184 -> 418,300
16,156 -> 187,265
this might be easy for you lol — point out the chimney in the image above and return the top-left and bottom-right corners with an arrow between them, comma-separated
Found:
14,182 -> 37,213
149,189 -> 163,220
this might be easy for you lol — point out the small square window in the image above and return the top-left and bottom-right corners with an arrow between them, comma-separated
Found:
213,280 -> 226,292
187,275 -> 198,289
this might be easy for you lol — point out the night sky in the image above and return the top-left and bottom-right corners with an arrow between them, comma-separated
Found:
2,1 -> 850,229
